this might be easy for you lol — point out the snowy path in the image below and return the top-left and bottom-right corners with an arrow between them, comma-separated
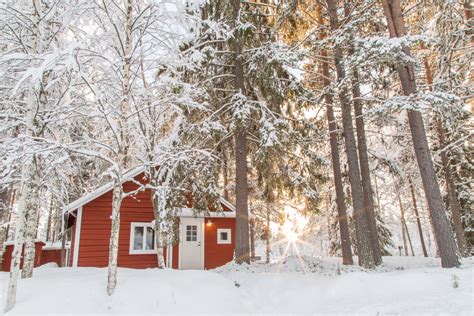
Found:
0,256 -> 472,315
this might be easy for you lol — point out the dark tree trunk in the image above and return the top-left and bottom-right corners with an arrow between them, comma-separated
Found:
318,4 -> 353,266
265,204 -> 271,264
351,67 -> 382,265
397,190 -> 409,256
232,0 -> 250,264
344,0 -> 382,266
422,48 -> 468,257
249,217 -> 256,260
409,178 -> 428,257
381,0 -> 460,267
326,0 -> 374,269
222,153 -> 229,200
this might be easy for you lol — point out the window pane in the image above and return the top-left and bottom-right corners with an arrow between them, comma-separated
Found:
186,225 -> 197,241
134,226 -> 144,250
220,232 -> 228,241
145,227 -> 154,250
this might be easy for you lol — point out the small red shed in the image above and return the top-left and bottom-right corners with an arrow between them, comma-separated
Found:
63,166 -> 236,270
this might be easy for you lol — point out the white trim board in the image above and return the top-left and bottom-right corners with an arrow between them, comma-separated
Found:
72,206 -> 83,267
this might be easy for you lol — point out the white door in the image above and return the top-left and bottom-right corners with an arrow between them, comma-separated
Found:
179,217 -> 204,270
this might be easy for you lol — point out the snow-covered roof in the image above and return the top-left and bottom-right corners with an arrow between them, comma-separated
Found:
62,166 -> 236,214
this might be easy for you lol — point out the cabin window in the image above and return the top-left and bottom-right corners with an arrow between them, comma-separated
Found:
217,228 -> 231,244
186,225 -> 198,241
130,223 -> 155,254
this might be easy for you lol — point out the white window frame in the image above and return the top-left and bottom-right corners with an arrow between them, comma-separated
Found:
129,222 -> 155,255
217,228 -> 232,244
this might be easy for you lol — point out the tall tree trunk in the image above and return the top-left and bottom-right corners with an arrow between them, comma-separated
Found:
150,177 -> 165,269
409,178 -> 428,257
6,161 -> 36,312
60,213 -> 68,267
22,179 -> 40,279
5,189 -> 16,243
404,220 -> 415,257
222,152 -> 229,200
326,0 -> 374,269
343,0 -> 381,266
422,47 -> 468,257
107,0 -> 133,295
0,187 -> 11,270
265,204 -> 271,264
232,0 -> 250,264
351,66 -> 382,265
107,185 -> 123,296
318,3 -> 353,265
249,217 -> 256,260
46,197 -> 53,242
397,190 -> 409,256
381,0 -> 460,268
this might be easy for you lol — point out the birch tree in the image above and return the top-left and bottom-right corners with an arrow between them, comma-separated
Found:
0,0 -> 83,310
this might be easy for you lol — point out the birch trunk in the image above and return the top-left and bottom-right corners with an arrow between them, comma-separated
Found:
5,162 -> 36,312
106,0 -> 133,295
232,0 -> 250,264
6,3 -> 42,299
150,180 -> 165,269
107,185 -> 123,296
381,0 -> 460,267
409,178 -> 428,257
326,0 -> 374,269
318,4 -> 353,265
0,187 -> 11,269
22,181 -> 40,279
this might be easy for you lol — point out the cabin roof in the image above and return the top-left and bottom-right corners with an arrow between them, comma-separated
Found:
62,166 -> 235,214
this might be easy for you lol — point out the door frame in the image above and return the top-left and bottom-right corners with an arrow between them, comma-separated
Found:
178,217 -> 205,270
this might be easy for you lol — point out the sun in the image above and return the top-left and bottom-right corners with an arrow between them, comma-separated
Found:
281,205 -> 308,243
286,229 -> 299,243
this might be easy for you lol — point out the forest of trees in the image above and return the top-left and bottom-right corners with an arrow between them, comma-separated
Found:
0,0 -> 472,312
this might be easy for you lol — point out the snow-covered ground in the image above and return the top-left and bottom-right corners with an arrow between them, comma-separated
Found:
1,256 -> 472,315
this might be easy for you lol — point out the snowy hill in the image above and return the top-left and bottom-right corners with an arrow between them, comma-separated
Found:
1,256 -> 472,315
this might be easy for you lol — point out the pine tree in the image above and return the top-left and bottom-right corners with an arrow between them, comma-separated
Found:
381,0 -> 460,268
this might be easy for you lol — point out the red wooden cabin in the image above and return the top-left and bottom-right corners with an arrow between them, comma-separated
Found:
63,167 -> 236,270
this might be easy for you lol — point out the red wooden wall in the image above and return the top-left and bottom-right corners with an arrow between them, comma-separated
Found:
1,241 -> 45,272
204,218 -> 235,269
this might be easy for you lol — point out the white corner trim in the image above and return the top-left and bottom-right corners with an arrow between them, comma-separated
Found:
217,228 -> 232,244
201,219 -> 205,269
178,223 -> 182,270
169,244 -> 173,268
129,222 -> 156,255
72,206 -> 83,267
